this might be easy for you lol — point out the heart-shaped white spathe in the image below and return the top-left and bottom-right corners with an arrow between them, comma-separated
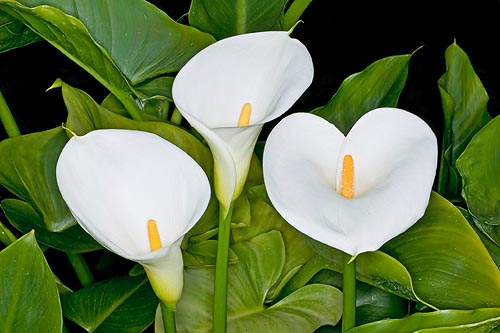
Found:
263,107 -> 438,256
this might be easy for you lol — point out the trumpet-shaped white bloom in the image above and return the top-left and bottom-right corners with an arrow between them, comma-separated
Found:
56,129 -> 211,305
172,31 -> 314,214
263,108 -> 438,257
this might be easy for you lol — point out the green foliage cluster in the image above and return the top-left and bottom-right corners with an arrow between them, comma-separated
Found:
0,1 -> 499,332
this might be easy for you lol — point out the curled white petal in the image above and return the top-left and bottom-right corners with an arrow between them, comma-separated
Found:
263,108 -> 438,256
172,31 -> 314,211
56,129 -> 211,262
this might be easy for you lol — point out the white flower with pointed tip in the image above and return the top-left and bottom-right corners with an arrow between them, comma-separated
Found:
172,31 -> 314,214
263,107 -> 438,257
56,129 -> 211,305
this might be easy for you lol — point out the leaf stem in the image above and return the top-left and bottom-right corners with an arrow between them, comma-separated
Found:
66,252 -> 94,287
212,203 -> 234,333
283,0 -> 313,31
119,93 -> 144,121
160,302 -> 177,333
170,107 -> 183,125
342,253 -> 356,332
0,90 -> 21,137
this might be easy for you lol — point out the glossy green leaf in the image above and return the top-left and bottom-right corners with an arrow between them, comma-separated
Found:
285,239 -> 422,306
2,198 -> 101,253
231,192 -> 315,300
0,231 -> 62,333
350,308 -> 500,332
310,270 -> 410,326
312,53 -> 411,134
456,115 -> 500,225
189,0 -> 287,40
61,274 -> 157,333
437,41 -> 491,201
0,127 -> 75,232
460,207 -> 500,270
0,0 -> 214,83
282,192 -> 500,311
383,192 -> 500,309
0,10 -> 41,52
174,231 -> 341,332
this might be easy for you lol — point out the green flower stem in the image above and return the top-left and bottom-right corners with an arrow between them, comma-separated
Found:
119,93 -> 144,121
160,302 -> 177,333
342,253 -> 356,332
0,90 -> 21,137
66,252 -> 94,287
170,107 -> 183,125
0,219 -> 17,246
282,0 -> 313,31
212,202 -> 234,333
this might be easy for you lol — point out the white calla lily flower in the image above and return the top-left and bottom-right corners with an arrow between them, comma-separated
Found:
172,31 -> 314,214
56,129 -> 211,305
263,108 -> 438,257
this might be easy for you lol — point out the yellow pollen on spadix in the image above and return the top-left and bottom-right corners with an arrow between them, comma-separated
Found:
147,219 -> 162,252
238,103 -> 252,127
340,155 -> 354,198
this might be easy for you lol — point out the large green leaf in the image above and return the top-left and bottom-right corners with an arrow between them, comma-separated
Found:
281,192 -> 500,310
173,231 -> 342,332
189,0 -> 287,39
382,192 -> 500,309
283,239 -> 424,306
350,308 -> 500,332
0,10 -> 41,52
232,191 -> 315,300
61,274 -> 157,333
2,198 -> 101,252
0,231 -> 62,332
437,41 -> 491,201
312,53 -> 411,134
456,115 -> 500,226
0,0 -> 214,83
0,127 -> 74,232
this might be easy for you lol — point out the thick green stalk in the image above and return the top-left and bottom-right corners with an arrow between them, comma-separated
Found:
66,252 -> 94,287
160,302 -> 177,333
212,203 -> 234,333
342,253 -> 356,332
170,107 -> 183,126
0,90 -> 21,137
